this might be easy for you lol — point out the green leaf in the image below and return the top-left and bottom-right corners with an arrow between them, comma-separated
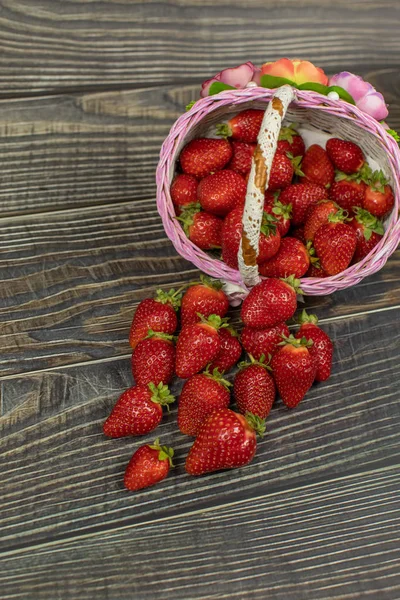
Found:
328,85 -> 356,105
208,82 -> 236,96
386,128 -> 400,142
185,100 -> 197,111
260,74 -> 297,89
298,82 -> 330,95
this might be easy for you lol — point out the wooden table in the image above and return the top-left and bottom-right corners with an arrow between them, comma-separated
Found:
1,2 -> 400,598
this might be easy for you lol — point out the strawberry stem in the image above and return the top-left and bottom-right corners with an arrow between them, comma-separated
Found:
245,412 -> 266,438
149,438 -> 175,467
238,353 -> 272,371
282,275 -> 303,295
203,366 -> 232,388
215,123 -> 232,139
186,274 -> 224,291
148,382 -> 176,410
145,329 -> 177,342
353,207 -> 384,240
279,333 -> 313,348
155,287 -> 184,310
198,313 -> 230,330
298,309 -> 318,325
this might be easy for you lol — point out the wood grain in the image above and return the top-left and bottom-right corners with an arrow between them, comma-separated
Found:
1,308 -> 400,553
0,1 -> 400,96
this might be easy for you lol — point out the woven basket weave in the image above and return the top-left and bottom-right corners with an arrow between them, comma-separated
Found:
156,86 -> 400,300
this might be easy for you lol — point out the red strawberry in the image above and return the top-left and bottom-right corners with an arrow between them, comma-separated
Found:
326,138 -> 365,174
258,214 -> 281,263
132,331 -> 175,386
180,276 -> 229,327
175,314 -> 226,379
313,213 -> 357,275
271,335 -> 316,408
259,237 -> 310,279
170,174 -> 198,213
228,141 -> 256,176
185,408 -> 265,475
264,190 -> 279,207
300,144 -> 334,187
363,170 -> 394,218
103,382 -> 175,438
180,138 -> 232,179
350,207 -> 384,263
241,322 -> 290,360
268,153 -> 294,191
197,169 -> 247,216
241,276 -> 300,329
216,109 -> 264,143
277,124 -> 306,157
124,439 -> 174,491
129,289 -> 181,350
209,327 -> 242,373
178,203 -> 222,250
295,310 -> 333,382
304,200 -> 339,242
290,226 -> 306,244
234,357 -> 276,419
263,200 -> 292,237
177,370 -> 231,436
329,179 -> 365,214
280,183 -> 328,226
306,263 -> 328,278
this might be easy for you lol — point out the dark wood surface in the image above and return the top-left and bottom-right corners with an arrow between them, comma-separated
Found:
1,2 -> 400,598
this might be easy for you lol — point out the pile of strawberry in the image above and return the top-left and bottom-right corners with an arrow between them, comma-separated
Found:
103,276 -> 333,491
171,109 -> 393,278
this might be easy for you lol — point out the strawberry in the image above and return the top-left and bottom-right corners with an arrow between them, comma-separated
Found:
180,276 -> 229,327
277,124 -> 305,157
363,170 -> 394,218
279,182 -> 328,226
329,179 -> 365,214
178,203 -> 222,250
271,335 -> 316,408
241,276 -> 300,329
129,288 -> 181,350
124,439 -> 174,491
175,314 -> 226,379
170,173 -> 198,213
300,144 -> 334,187
241,322 -> 290,360
306,263 -> 328,278
234,356 -> 276,419
197,169 -> 247,216
313,212 -> 357,275
216,109 -> 264,143
103,382 -> 175,437
268,153 -> 294,191
259,237 -> 310,279
209,327 -> 242,373
263,199 -> 292,237
326,138 -> 365,174
295,310 -> 333,382
228,141 -> 256,176
185,408 -> 265,475
177,369 -> 231,436
180,138 -> 232,179
304,200 -> 339,242
258,214 -> 282,263
264,190 -> 279,207
350,207 -> 384,263
290,226 -> 306,244
132,331 -> 175,386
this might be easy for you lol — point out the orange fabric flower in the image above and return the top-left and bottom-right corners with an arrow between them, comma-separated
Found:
261,58 -> 328,86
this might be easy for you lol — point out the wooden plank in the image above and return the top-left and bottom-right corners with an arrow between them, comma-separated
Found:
0,68 -> 399,216
0,1 -> 399,96
1,465 -> 400,599
1,308 -> 400,554
0,201 -> 399,376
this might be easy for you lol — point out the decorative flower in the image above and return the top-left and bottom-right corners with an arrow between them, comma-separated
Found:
200,61 -> 261,97
329,71 -> 388,120
261,58 -> 328,86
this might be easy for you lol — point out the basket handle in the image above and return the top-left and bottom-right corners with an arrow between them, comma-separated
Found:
238,85 -> 296,287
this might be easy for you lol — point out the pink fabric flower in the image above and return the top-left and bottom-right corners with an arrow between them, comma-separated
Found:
200,62 -> 261,97
329,71 -> 388,120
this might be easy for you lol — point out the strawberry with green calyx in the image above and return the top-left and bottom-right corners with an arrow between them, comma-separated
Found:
234,355 -> 276,420
268,153 -> 295,191
209,326 -> 243,374
180,275 -> 229,327
124,438 -> 174,491
295,310 -> 333,382
170,173 -> 198,214
241,275 -> 301,329
271,335 -> 316,408
258,213 -> 282,263
177,368 -> 231,436
363,169 -> 394,218
259,237 -> 310,279
185,408 -> 265,476
306,263 -> 328,278
350,207 -> 385,262
216,109 -> 264,143
300,144 -> 335,188
131,330 -> 176,386
228,141 -> 256,176
175,314 -> 229,379
313,211 -> 357,275
304,199 -> 340,242
177,203 -> 222,250
277,124 -> 306,157
180,138 -> 233,179
326,138 -> 365,174
241,322 -> 290,360
280,182 -> 328,226
103,382 -> 175,438
129,288 -> 183,349
263,199 -> 292,237
329,170 -> 366,215
197,169 -> 247,217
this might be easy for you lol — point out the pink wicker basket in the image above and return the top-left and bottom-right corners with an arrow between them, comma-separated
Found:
156,86 -> 400,300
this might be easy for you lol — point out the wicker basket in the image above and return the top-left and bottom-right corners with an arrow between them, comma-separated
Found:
156,86 -> 400,302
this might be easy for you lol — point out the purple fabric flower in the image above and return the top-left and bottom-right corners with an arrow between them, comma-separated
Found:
329,71 -> 388,120
200,61 -> 261,98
